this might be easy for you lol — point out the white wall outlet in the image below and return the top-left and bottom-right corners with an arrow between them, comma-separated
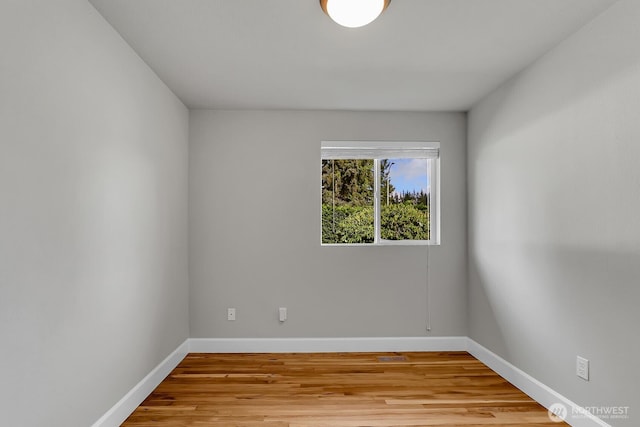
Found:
279,307 -> 287,322
576,356 -> 589,381
227,307 -> 236,321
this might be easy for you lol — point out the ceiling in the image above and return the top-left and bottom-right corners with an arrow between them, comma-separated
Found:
89,0 -> 617,111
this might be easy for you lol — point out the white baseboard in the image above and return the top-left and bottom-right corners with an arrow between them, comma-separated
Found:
188,336 -> 468,353
91,339 -> 189,427
467,338 -> 610,427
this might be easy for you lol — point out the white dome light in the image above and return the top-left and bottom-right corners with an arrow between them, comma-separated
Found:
320,0 -> 391,28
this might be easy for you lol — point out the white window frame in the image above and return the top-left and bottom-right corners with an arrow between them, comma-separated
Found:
321,141 -> 441,246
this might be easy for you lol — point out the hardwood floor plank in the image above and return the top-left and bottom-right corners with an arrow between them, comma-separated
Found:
121,352 -> 566,426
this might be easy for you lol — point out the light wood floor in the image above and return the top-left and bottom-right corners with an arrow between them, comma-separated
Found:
122,352 -> 567,426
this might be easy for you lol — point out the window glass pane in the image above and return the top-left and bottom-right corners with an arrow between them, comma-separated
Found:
321,159 -> 374,244
380,158 -> 430,241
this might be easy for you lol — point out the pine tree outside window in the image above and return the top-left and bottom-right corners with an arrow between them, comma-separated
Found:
321,141 -> 440,246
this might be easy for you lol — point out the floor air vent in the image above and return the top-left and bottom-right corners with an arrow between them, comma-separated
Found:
377,355 -> 408,362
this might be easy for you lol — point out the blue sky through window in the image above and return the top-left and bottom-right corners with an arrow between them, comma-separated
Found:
388,158 -> 429,195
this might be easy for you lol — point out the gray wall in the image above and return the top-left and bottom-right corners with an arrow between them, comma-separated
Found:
468,0 -> 639,424
190,110 -> 467,338
0,1 -> 189,426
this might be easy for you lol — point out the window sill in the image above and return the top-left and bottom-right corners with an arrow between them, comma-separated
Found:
321,240 -> 439,247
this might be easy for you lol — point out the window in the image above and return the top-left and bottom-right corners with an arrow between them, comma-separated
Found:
321,141 -> 440,245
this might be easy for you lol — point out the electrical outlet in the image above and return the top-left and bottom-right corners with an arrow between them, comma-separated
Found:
576,356 -> 589,381
227,308 -> 236,321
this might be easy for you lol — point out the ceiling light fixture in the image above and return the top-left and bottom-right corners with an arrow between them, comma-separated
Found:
320,0 -> 391,28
